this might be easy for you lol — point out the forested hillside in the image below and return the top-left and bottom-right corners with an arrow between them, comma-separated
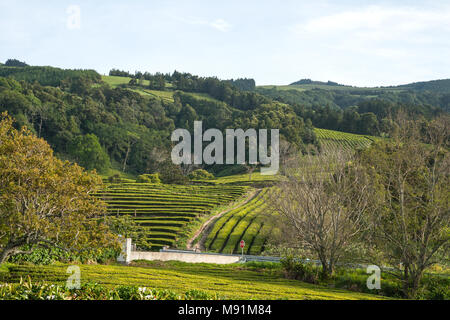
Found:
1,62 -> 448,176
257,84 -> 447,135
0,63 -> 316,175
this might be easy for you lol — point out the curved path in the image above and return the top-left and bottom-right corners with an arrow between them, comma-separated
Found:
186,189 -> 261,252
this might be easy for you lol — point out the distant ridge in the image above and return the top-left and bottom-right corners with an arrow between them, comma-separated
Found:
290,79 -> 346,86
289,78 -> 450,93
395,79 -> 450,93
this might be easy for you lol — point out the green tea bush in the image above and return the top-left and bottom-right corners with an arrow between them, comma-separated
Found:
137,173 -> 161,184
0,278 -> 219,300
8,245 -> 119,265
137,175 -> 151,183
189,169 -> 215,180
184,289 -> 217,300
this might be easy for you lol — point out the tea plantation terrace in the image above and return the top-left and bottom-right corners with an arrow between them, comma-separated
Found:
95,183 -> 247,250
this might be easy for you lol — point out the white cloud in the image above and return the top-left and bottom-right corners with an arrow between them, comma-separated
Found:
210,19 -> 231,32
289,4 -> 450,63
171,15 -> 231,32
295,5 -> 450,41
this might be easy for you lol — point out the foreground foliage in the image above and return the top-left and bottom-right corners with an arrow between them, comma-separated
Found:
0,113 -> 119,264
0,262 -> 387,300
0,277 -> 218,300
360,116 -> 450,297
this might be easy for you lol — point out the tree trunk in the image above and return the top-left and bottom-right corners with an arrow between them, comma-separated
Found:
0,246 -> 17,265
0,249 -> 11,264
123,144 -> 131,172
38,116 -> 43,138
319,253 -> 332,279
406,269 -> 424,299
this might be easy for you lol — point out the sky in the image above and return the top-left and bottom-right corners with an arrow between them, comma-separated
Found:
1,0 -> 450,87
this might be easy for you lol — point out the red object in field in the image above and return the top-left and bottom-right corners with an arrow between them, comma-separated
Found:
240,240 -> 245,248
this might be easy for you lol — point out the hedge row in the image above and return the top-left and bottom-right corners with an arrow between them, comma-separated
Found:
97,183 -> 247,250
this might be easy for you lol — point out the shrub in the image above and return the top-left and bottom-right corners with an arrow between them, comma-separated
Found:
280,256 -> 319,284
137,173 -> 161,184
158,161 -> 188,184
184,289 -> 216,300
416,275 -> 450,300
137,175 -> 151,183
188,169 -> 215,181
8,245 -> 119,265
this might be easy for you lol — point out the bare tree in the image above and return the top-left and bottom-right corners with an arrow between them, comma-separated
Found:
278,138 -> 299,175
269,148 -> 371,277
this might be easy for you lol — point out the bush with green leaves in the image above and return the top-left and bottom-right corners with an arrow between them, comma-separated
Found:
280,256 -> 320,284
415,275 -> 450,300
68,134 -> 110,173
188,169 -> 214,181
333,268 -> 402,298
137,173 -> 161,184
8,245 -> 119,265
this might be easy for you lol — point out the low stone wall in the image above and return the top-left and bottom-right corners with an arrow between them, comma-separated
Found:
118,238 -> 241,264
130,251 -> 241,264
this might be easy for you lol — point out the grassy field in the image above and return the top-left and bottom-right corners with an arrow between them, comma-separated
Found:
96,183 -> 247,250
0,262 -> 387,300
102,75 -> 220,104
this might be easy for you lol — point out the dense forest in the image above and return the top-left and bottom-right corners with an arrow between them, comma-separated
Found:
257,85 -> 447,135
0,61 -> 448,176
0,63 -> 316,176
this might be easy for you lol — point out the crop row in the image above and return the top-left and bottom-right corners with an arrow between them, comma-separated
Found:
97,183 -> 247,250
205,188 -> 276,255
315,128 -> 376,150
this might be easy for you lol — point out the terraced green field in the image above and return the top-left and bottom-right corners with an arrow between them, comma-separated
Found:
0,263 -> 386,300
206,188 -> 277,255
315,128 -> 378,150
211,172 -> 281,186
96,183 -> 247,250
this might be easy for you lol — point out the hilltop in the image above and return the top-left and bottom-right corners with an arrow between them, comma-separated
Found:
283,77 -> 450,93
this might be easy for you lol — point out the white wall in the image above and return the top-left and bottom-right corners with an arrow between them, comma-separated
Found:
130,251 -> 241,264
117,238 -> 241,264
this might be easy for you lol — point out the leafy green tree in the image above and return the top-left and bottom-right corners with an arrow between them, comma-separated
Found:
68,134 -> 110,173
0,113 -> 119,264
188,169 -> 214,180
158,160 -> 188,184
4,59 -> 28,67
358,112 -> 379,135
360,115 -> 449,297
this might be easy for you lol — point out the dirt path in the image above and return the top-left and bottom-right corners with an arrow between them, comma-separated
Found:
186,189 -> 261,252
